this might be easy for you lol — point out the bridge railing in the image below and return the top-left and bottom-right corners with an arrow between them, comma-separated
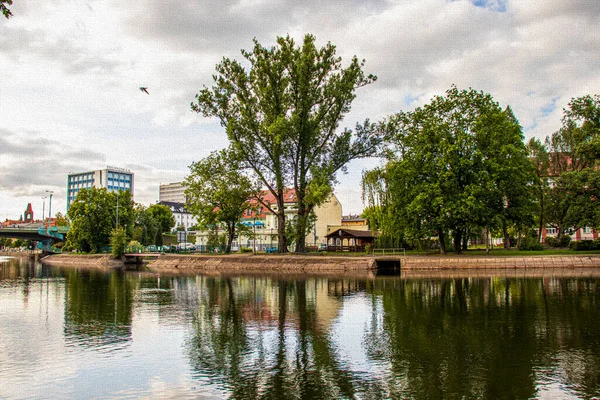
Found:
372,248 -> 406,256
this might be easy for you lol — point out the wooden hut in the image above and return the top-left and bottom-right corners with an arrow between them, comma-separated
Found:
325,228 -> 375,252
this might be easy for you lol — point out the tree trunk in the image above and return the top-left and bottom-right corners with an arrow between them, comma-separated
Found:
485,227 -> 489,255
438,230 -> 447,255
537,190 -> 544,242
277,206 -> 288,253
225,224 -> 234,254
453,229 -> 463,255
503,220 -> 510,249
462,233 -> 468,251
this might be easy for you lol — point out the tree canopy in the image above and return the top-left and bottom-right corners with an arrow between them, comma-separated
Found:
184,149 -> 254,253
65,188 -> 134,253
192,34 -> 380,252
363,87 -> 536,254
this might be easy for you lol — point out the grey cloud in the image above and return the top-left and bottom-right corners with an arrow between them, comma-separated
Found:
121,0 -> 393,52
0,128 -> 106,195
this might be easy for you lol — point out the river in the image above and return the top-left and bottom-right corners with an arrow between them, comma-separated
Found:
0,256 -> 599,399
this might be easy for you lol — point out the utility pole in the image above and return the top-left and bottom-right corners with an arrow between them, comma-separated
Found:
42,196 -> 46,227
45,190 -> 53,228
116,189 -> 119,228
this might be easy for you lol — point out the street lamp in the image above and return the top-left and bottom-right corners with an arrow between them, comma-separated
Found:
115,189 -> 119,228
42,196 -> 47,226
45,190 -> 53,227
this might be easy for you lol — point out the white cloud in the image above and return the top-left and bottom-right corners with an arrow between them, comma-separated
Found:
1,0 -> 599,220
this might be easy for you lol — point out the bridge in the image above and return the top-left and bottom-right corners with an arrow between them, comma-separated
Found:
0,223 -> 69,253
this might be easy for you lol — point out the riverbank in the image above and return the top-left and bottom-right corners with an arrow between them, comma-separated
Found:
402,254 -> 600,269
37,253 -> 600,273
40,254 -> 124,268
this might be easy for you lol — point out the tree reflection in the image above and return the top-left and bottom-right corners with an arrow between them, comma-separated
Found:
63,268 -> 134,349
365,277 -> 600,399
187,278 -> 361,399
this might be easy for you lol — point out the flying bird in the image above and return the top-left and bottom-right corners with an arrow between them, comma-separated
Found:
139,87 -> 149,95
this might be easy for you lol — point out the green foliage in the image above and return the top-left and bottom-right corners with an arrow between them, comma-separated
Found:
147,204 -> 175,237
185,149 -> 254,254
569,240 -> 599,251
206,228 -> 226,252
1,0 -> 12,19
364,86 -> 536,254
192,34 -> 381,252
53,212 -> 70,227
541,95 -> 600,233
240,246 -> 253,253
518,236 -> 544,251
133,204 -> 160,246
110,227 -> 127,258
66,187 -> 134,253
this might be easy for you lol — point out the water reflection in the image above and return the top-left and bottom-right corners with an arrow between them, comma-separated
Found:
0,258 -> 599,399
63,269 -> 134,350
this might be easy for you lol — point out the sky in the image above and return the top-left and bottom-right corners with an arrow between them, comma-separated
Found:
1,0 -> 599,221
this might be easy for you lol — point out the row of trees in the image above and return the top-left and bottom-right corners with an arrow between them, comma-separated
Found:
65,187 -> 175,253
362,89 -> 600,253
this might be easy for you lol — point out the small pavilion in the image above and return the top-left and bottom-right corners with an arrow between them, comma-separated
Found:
325,228 -> 376,252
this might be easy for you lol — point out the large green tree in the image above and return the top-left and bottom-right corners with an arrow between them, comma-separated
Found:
184,149 -> 255,253
66,188 -> 134,253
192,34 -> 380,252
147,203 -> 175,236
541,94 -> 600,235
363,87 -> 535,254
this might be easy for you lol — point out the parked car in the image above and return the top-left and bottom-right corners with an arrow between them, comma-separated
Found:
161,245 -> 175,253
146,245 -> 160,253
177,243 -> 196,251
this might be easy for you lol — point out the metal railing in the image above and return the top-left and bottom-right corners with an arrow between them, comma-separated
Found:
372,248 -> 406,256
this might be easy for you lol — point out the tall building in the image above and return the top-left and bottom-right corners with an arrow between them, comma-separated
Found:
67,166 -> 134,209
159,182 -> 187,204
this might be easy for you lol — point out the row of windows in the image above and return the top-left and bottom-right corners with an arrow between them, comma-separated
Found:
69,174 -> 93,182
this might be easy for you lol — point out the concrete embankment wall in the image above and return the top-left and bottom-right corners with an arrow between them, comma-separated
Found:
147,254 -> 377,275
401,255 -> 600,269
40,254 -> 123,268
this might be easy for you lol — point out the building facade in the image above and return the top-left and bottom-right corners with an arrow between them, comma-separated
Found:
159,182 -> 187,204
159,201 -> 198,232
67,166 -> 134,209
193,190 -> 343,251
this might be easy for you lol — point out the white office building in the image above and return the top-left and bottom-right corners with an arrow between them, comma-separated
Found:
67,166 -> 134,209
159,182 -> 187,204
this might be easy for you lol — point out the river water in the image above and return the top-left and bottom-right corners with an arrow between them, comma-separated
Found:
0,256 -> 599,399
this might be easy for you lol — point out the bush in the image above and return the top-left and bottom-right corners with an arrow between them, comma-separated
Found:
518,237 -> 544,251
240,246 -> 253,253
569,240 -> 599,251
545,236 -> 559,247
110,227 -> 127,258
559,234 -> 572,248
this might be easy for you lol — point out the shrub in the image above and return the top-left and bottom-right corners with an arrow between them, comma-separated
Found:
545,236 -> 559,247
559,235 -> 572,248
518,237 -> 544,251
240,246 -> 253,253
110,227 -> 127,258
569,240 -> 598,251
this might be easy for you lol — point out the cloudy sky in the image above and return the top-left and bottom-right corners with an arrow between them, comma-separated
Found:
1,0 -> 599,221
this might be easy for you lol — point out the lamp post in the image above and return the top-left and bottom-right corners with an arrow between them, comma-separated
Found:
115,189 -> 119,229
42,196 -> 46,227
45,190 -> 53,228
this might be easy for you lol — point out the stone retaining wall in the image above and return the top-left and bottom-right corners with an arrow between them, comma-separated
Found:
40,254 -> 123,268
147,254 -> 377,274
401,255 -> 600,269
